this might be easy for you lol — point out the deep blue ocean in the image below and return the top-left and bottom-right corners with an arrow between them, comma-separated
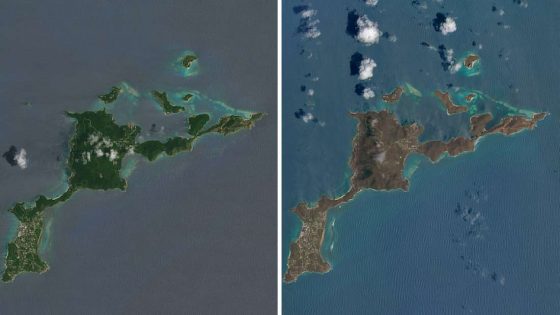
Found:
283,0 -> 560,314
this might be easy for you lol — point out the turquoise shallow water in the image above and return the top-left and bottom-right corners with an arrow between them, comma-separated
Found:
283,0 -> 560,313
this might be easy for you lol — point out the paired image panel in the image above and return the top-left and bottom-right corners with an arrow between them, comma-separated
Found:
282,0 -> 558,314
0,0 -> 276,314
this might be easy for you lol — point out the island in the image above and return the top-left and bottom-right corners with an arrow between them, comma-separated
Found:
182,93 -> 194,102
98,86 -> 122,104
284,106 -> 547,283
2,109 -> 262,282
434,90 -> 468,115
152,90 -> 186,114
465,93 -> 476,102
382,86 -> 404,103
135,113 -> 262,161
182,54 -> 198,70
464,54 -> 480,69
2,53 -> 264,282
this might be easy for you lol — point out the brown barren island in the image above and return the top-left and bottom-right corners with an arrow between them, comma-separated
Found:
464,54 -> 480,69
284,109 -> 548,283
435,90 -> 468,115
382,86 -> 404,103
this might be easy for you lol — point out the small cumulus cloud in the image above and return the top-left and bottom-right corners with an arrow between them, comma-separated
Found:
362,88 -> 375,100
513,0 -> 528,8
437,44 -> 456,72
356,15 -> 382,45
364,0 -> 379,6
450,62 -> 461,74
3,146 -> 27,169
441,17 -> 457,35
15,148 -> 27,169
421,41 -> 462,73
433,13 -> 457,35
294,5 -> 321,39
109,149 -> 118,162
302,112 -> 314,123
355,83 -> 376,99
294,108 -> 324,126
346,11 -> 382,45
359,58 -> 377,80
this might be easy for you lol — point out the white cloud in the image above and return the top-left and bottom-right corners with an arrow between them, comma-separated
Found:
301,9 -> 317,19
363,88 -> 375,99
450,62 -> 461,74
356,15 -> 382,45
307,89 -> 315,96
365,0 -> 379,6
302,112 -> 315,123
15,148 -> 27,169
441,17 -> 457,35
88,134 -> 99,145
108,149 -> 118,162
359,58 -> 377,80
102,138 -> 112,147
445,48 -> 454,64
304,20 -> 321,39
300,8 -> 321,39
374,151 -> 386,163
443,48 -> 461,73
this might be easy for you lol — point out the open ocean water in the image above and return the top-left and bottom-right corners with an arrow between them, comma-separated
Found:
0,0 -> 276,313
283,0 -> 560,314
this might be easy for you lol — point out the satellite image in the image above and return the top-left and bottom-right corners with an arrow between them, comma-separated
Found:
0,0 -> 276,313
283,0 -> 560,314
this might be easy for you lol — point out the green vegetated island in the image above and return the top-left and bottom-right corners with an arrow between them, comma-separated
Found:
284,82 -> 548,283
2,52 -> 263,282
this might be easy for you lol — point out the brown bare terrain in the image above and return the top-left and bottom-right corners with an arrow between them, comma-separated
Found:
464,54 -> 480,69
470,113 -> 493,137
284,109 -> 548,283
435,90 -> 468,115
382,86 -> 404,103
465,93 -> 476,102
